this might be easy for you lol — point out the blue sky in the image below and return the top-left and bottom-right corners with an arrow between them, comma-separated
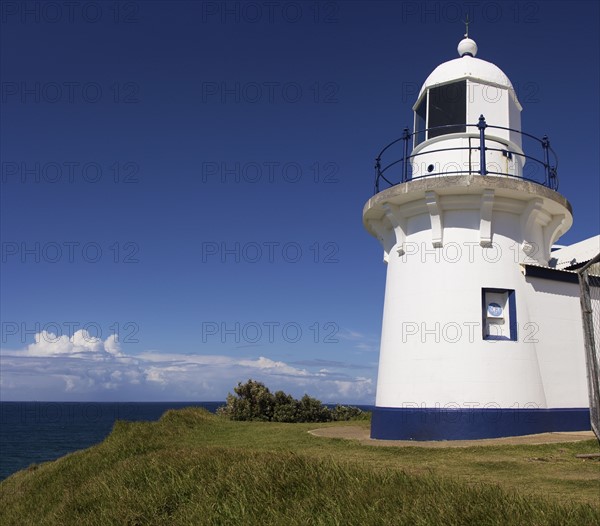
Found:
1,0 -> 599,403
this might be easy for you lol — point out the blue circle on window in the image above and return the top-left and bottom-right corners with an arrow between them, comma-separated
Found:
487,303 -> 503,317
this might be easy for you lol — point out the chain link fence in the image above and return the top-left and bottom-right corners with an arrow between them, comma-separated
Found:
578,253 -> 600,441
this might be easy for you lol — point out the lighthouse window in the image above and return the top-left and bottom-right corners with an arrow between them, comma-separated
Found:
414,96 -> 427,146
481,288 -> 517,341
428,80 -> 466,139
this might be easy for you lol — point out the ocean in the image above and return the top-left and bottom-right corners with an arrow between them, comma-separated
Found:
0,401 -> 223,481
0,401 -> 373,481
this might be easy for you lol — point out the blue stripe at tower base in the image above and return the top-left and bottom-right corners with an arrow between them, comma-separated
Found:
370,407 -> 591,440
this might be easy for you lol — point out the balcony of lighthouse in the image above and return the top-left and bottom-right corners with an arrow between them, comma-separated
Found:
374,116 -> 558,194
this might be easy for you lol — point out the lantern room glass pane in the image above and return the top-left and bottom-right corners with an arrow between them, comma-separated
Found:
414,96 -> 427,147
428,80 -> 466,138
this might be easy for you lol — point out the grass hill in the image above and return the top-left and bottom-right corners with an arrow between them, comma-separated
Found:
1,408 -> 598,525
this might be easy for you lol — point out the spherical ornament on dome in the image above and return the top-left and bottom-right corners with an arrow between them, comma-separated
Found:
458,38 -> 478,57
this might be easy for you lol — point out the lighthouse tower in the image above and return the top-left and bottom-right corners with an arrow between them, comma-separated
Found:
364,37 -> 591,440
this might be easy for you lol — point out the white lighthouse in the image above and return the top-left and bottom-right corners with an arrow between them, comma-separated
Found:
364,36 -> 593,440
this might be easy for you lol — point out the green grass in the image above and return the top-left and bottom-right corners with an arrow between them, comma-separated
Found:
1,408 -> 598,525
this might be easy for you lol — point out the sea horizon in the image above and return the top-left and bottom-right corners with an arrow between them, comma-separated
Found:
0,401 -> 373,481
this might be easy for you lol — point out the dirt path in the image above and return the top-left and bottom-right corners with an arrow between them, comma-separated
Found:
308,426 -> 597,448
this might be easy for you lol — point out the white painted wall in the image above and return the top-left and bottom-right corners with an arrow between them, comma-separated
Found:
376,207 -> 548,410
524,277 -> 590,408
411,136 -> 524,179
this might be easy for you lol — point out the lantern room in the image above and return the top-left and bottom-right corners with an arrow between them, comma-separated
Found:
410,37 -> 524,180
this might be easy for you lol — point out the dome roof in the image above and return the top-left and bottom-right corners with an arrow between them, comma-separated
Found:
416,39 -> 515,102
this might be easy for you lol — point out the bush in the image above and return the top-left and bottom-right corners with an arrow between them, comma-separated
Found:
217,379 -> 274,421
272,391 -> 299,422
296,394 -> 332,423
331,405 -> 364,421
218,380 -> 363,423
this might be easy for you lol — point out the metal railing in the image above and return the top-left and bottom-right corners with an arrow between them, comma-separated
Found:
374,115 -> 559,194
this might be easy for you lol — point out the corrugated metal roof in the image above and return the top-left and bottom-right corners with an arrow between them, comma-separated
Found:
520,263 -> 579,283
549,235 -> 600,269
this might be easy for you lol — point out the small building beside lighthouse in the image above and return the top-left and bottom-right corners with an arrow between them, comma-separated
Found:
363,36 -> 597,440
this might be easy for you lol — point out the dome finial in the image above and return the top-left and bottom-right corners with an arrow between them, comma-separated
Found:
458,15 -> 477,58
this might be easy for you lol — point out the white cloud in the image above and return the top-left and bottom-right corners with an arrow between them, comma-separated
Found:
1,332 -> 376,403
24,329 -> 124,358
104,334 -> 122,356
